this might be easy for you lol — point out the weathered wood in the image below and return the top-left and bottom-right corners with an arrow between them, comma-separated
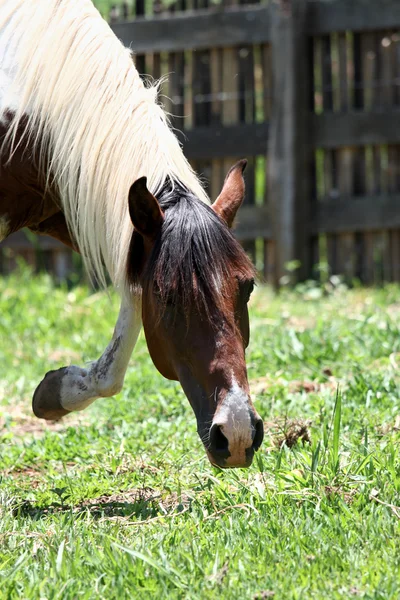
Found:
0,231 -> 75,279
238,45 -> 255,124
326,235 -> 337,275
53,249 -> 73,281
391,230 -> 400,281
184,51 -> 193,130
209,47 -> 223,202
312,195 -> 400,234
312,111 -> 400,148
263,240 -> 275,283
336,148 -> 356,279
112,6 -> 271,53
210,158 -> 223,200
308,0 -> 400,36
338,32 -> 348,111
193,50 -> 211,126
261,44 -> 272,121
133,0 -> 146,75
177,123 -> 269,159
268,0 -> 310,286
336,233 -> 356,280
393,34 -> 400,106
382,230 -> 392,281
240,158 -> 256,262
233,205 -> 271,240
321,34 -> 333,111
388,145 -> 400,193
152,53 -> 161,79
221,47 -> 239,126
381,31 -> 394,108
237,39 -> 256,261
360,31 -> 377,283
322,149 -> 333,200
168,52 -> 185,128
210,48 -> 222,125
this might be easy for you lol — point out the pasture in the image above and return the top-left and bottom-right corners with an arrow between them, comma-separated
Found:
1,268 -> 400,598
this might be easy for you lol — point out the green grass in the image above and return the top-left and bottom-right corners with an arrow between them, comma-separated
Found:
1,268 -> 400,598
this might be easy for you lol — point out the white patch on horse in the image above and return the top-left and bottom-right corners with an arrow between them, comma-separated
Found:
59,296 -> 142,412
59,365 -> 97,412
215,375 -> 253,449
0,216 -> 9,241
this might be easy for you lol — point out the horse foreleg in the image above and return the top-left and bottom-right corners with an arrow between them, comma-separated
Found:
32,296 -> 142,419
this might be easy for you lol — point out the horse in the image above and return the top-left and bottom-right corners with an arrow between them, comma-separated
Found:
0,0 -> 264,468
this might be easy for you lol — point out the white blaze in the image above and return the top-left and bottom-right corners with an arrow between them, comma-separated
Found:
214,376 -> 253,451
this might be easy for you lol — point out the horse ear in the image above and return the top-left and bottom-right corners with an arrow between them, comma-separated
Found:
128,177 -> 164,239
212,159 -> 247,228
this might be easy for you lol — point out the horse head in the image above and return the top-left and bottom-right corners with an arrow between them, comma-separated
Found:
127,160 -> 264,468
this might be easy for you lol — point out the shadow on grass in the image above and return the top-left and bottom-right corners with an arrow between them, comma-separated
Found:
12,488 -> 189,521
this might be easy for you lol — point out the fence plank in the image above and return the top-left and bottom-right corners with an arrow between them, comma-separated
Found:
209,47 -> 224,201
268,0 -> 310,286
308,0 -> 400,36
233,205 -> 271,240
391,230 -> 400,281
112,6 -> 271,53
338,32 -> 349,111
360,31 -> 376,282
261,44 -> 272,121
336,148 -> 356,279
388,145 -> 400,281
238,43 -> 256,261
312,112 -> 400,148
179,123 -> 269,159
312,195 -> 400,233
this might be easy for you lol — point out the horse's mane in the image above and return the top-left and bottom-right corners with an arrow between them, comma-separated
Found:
127,181 -> 255,322
0,0 -> 208,291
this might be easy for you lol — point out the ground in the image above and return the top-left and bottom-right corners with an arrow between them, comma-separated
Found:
1,268 -> 400,598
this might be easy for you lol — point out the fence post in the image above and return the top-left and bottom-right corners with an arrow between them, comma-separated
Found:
268,0 -> 312,287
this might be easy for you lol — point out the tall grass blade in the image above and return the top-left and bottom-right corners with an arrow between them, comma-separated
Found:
332,387 -> 342,472
56,539 -> 65,574
311,441 -> 321,473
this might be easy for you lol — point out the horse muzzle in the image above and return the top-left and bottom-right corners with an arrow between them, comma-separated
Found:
203,386 -> 264,468
205,413 -> 264,468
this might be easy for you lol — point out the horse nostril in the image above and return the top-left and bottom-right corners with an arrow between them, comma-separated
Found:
252,418 -> 264,451
209,423 -> 230,457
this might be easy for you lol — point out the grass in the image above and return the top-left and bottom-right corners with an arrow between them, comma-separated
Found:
1,268 -> 400,598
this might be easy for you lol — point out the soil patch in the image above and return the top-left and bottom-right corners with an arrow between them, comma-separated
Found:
0,402 -> 88,437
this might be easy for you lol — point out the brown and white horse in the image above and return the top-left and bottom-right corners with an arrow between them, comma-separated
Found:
0,0 -> 263,467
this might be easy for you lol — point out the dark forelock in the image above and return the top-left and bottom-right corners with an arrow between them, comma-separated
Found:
127,180 -> 255,322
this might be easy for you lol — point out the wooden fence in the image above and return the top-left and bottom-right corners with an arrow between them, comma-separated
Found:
3,0 -> 400,285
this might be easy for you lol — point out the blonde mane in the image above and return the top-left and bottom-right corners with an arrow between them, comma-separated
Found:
0,0 -> 208,291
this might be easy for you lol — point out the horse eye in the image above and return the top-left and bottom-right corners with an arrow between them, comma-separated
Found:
246,280 -> 255,302
238,279 -> 255,303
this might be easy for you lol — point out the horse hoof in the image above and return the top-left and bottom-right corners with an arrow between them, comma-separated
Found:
32,368 -> 71,420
